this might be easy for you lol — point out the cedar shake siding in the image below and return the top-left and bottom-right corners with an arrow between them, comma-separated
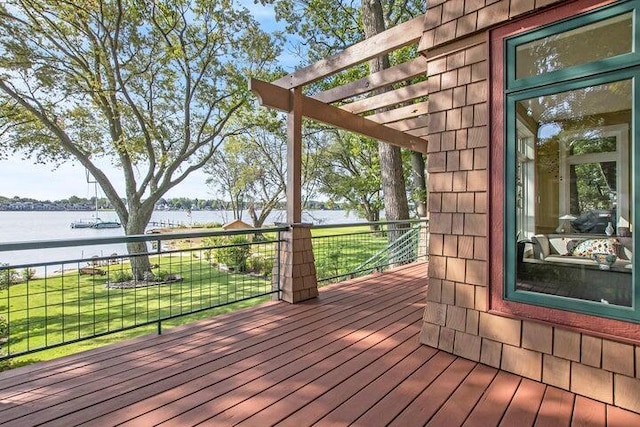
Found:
419,0 -> 640,413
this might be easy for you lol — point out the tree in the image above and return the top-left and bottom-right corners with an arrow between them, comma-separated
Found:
0,0 -> 281,278
260,0 -> 426,222
206,147 -> 248,222
208,110 -> 324,228
317,131 -> 384,224
361,0 -> 410,225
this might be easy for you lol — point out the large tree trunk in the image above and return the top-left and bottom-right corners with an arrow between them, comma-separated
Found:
362,0 -> 410,252
361,0 -> 409,224
410,152 -> 427,217
123,204 -> 154,281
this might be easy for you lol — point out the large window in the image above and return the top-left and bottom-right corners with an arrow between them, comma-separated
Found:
502,1 -> 639,323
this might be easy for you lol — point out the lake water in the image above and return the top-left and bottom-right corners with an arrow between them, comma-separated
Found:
0,209 -> 361,267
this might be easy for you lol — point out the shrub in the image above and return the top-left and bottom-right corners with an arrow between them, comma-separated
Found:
22,268 -> 36,281
0,264 -> 19,290
111,270 -> 133,283
0,316 -> 7,340
206,236 -> 251,272
317,246 -> 342,279
155,270 -> 170,281
247,255 -> 274,277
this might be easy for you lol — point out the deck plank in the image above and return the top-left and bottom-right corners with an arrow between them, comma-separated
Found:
572,396 -> 606,426
424,363 -> 498,426
386,357 -> 477,426
463,370 -> 522,427
535,386 -> 575,427
322,349 -> 456,427
204,312 -> 423,425
500,378 -> 546,427
278,345 -> 439,427
110,283 -> 425,425
12,279 -> 425,426
0,262 -> 637,427
237,322 -> 426,426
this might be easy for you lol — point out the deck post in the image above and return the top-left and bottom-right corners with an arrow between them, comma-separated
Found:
271,88 -> 318,303
287,87 -> 303,224
273,223 -> 318,303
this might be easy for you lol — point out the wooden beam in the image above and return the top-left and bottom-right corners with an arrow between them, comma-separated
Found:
341,80 -> 430,114
366,101 -> 429,125
406,126 -> 430,138
287,88 -> 303,223
312,56 -> 427,104
249,78 -> 291,112
250,78 -> 428,153
272,15 -> 425,89
386,115 -> 429,132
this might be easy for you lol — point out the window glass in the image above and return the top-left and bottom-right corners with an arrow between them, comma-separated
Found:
515,12 -> 632,79
514,79 -> 633,307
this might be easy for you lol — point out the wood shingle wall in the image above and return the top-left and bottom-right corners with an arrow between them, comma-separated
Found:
419,0 -> 640,413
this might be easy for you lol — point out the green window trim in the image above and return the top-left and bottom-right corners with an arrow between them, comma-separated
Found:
506,0 -> 640,91
503,0 -> 640,322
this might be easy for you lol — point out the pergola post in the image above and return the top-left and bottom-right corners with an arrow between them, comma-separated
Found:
248,17 -> 428,304
275,87 -> 318,303
287,88 -> 303,224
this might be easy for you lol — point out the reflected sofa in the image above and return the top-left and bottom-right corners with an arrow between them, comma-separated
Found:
528,234 -> 632,269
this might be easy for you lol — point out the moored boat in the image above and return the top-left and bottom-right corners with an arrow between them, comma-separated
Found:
70,217 -> 121,229
70,218 -> 98,228
92,220 -> 121,229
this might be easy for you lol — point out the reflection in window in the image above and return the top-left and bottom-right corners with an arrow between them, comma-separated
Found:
516,12 -> 632,79
515,80 -> 632,307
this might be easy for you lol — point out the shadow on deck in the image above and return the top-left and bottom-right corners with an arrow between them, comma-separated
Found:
0,262 -> 639,426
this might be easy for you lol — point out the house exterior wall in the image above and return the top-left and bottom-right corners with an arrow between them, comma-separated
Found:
420,0 -> 640,412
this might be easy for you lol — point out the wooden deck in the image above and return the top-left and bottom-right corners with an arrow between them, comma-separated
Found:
1,262 -> 639,426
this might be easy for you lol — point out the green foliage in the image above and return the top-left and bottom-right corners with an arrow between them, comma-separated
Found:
22,268 -> 36,281
0,0 -> 282,240
110,271 -> 133,284
152,270 -> 180,282
317,245 -> 343,278
205,109 -> 288,227
316,132 -> 383,222
204,236 -> 252,272
0,255 -> 271,365
0,316 -> 7,340
247,255 -> 274,277
0,264 -> 19,289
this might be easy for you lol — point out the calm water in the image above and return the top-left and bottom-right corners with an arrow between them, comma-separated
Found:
0,209 -> 360,267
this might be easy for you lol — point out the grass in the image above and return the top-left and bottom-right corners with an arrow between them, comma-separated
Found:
311,225 -> 390,282
0,223 -> 403,369
0,253 -> 273,368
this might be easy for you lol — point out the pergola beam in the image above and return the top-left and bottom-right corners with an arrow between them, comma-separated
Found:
312,56 -> 428,104
272,15 -> 425,89
250,78 -> 428,153
341,80 -> 430,115
366,101 -> 429,125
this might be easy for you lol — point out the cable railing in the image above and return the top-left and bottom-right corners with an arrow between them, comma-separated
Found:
311,219 -> 429,285
0,219 -> 428,363
0,227 -> 286,361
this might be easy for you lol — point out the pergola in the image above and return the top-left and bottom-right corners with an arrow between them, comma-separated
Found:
249,14 -> 429,224
249,14 -> 430,303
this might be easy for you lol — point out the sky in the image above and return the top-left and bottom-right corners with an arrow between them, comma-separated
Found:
0,1 -> 299,201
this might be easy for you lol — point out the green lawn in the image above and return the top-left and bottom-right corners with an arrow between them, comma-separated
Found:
311,225 -> 389,282
0,254 -> 273,368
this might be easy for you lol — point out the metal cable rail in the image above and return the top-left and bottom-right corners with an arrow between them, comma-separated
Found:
0,220 -> 428,362
0,227 -> 286,361
311,219 -> 428,285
